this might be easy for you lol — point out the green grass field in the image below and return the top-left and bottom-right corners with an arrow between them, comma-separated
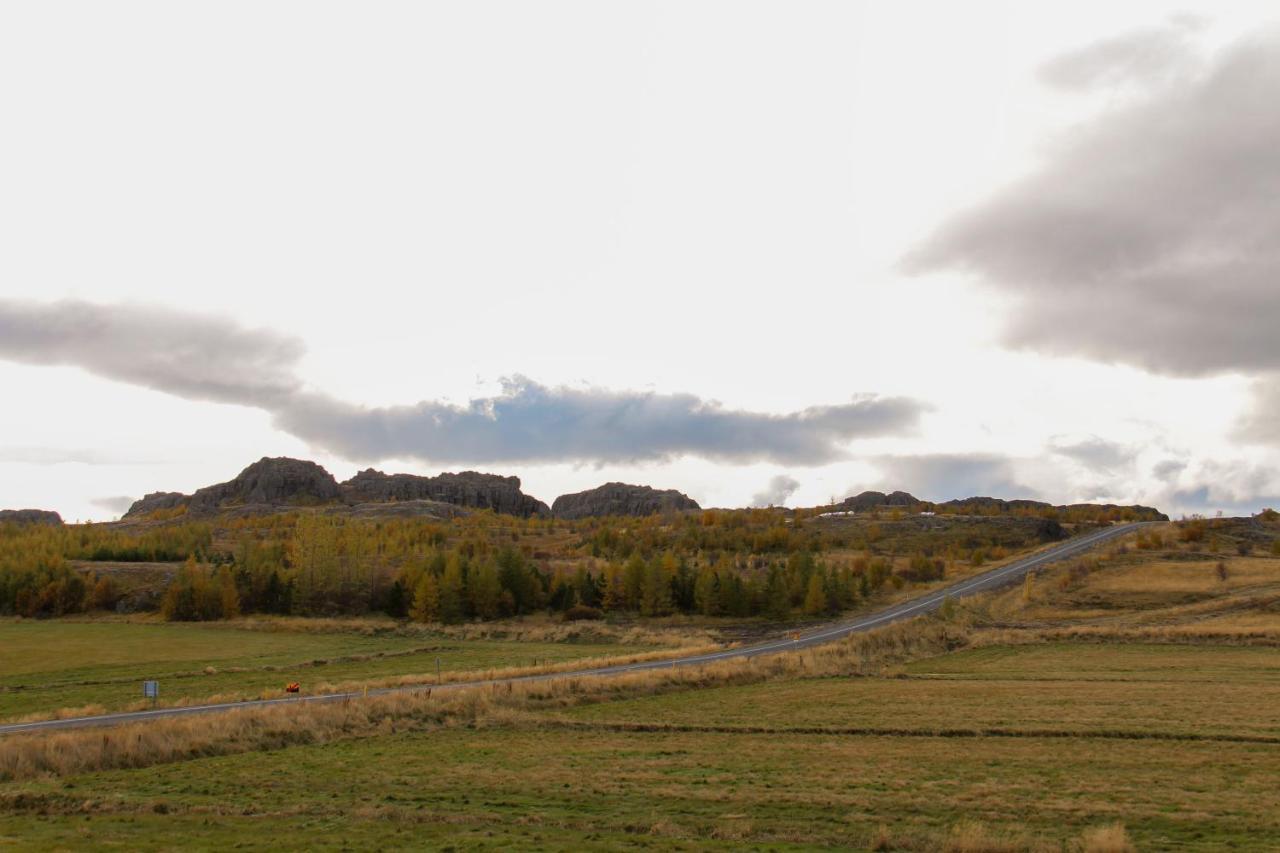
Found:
0,620 -> 657,721
563,643 -> 1280,739
4,641 -> 1280,849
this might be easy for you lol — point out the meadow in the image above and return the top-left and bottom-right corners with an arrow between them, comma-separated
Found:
0,618 -> 695,722
2,638 -> 1278,850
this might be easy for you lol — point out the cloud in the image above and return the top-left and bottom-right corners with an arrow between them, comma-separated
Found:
1237,376 -> 1280,444
1152,458 -> 1188,482
1038,19 -> 1204,92
0,298 -> 305,407
1154,458 -> 1280,516
905,27 -> 1280,380
275,380 -> 922,466
1049,436 -> 1137,473
750,474 -> 801,507
866,453 -> 1037,502
0,446 -> 150,465
90,496 -> 136,515
0,300 -> 926,467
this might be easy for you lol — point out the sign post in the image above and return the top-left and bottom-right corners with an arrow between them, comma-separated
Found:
143,680 -> 159,708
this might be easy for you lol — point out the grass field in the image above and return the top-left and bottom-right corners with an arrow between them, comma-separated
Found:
564,643 -> 1280,739
0,620 -> 664,722
3,640 -> 1279,849
1,701 -> 1276,849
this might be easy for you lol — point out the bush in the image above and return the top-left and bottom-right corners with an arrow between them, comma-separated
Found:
562,604 -> 604,622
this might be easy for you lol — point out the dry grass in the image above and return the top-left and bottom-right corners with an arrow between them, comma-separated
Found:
865,821 -> 1135,852
943,821 -> 1039,852
1079,823 -> 1135,853
175,613 -> 719,647
0,618 -> 964,781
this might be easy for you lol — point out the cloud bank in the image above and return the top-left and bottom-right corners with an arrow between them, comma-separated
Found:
0,299 -> 924,467
0,298 -> 304,407
905,25 -> 1280,441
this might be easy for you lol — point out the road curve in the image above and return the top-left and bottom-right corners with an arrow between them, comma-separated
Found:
0,521 -> 1148,736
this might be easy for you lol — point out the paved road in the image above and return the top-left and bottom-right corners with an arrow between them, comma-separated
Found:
0,521 -> 1147,736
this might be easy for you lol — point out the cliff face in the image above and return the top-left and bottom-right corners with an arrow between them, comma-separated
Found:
0,509 -> 63,525
552,482 -> 700,520
340,469 -> 550,518
186,457 -> 344,515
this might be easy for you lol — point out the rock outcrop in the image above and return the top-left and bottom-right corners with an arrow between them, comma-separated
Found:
938,496 -> 1052,514
186,457 -> 344,515
0,508 -> 63,525
552,483 -> 700,519
123,492 -> 189,519
341,469 -> 549,518
837,490 -> 920,511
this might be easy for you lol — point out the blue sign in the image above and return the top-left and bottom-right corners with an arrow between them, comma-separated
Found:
143,680 -> 159,699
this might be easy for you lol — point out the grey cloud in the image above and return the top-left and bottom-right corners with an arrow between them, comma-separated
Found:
90,496 -> 136,515
905,27 -> 1280,380
751,474 -> 801,508
274,379 -> 923,466
1237,375 -> 1280,445
1038,20 -> 1203,91
1169,485 -> 1280,517
0,298 -> 304,406
1152,458 -> 1188,482
1049,436 -> 1137,472
867,453 -> 1036,502
1162,458 -> 1280,516
0,300 -> 925,466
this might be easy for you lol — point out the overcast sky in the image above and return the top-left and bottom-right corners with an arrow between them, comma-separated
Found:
2,1 -> 1277,521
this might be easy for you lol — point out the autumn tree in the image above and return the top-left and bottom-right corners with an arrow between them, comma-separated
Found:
410,571 -> 440,622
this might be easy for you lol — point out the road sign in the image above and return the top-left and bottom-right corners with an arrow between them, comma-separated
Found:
143,680 -> 159,703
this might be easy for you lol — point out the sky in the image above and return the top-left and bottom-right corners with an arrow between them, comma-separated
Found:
1,1 -> 1278,521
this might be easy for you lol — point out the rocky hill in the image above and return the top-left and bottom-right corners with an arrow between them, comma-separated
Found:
552,483 -> 700,519
941,496 -> 1168,520
0,508 -> 63,525
185,457 -> 343,515
123,492 -> 188,518
341,469 -> 549,518
837,490 -> 920,510
123,458 -> 551,520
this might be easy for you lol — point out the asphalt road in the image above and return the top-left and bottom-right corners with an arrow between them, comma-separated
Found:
0,521 -> 1147,736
